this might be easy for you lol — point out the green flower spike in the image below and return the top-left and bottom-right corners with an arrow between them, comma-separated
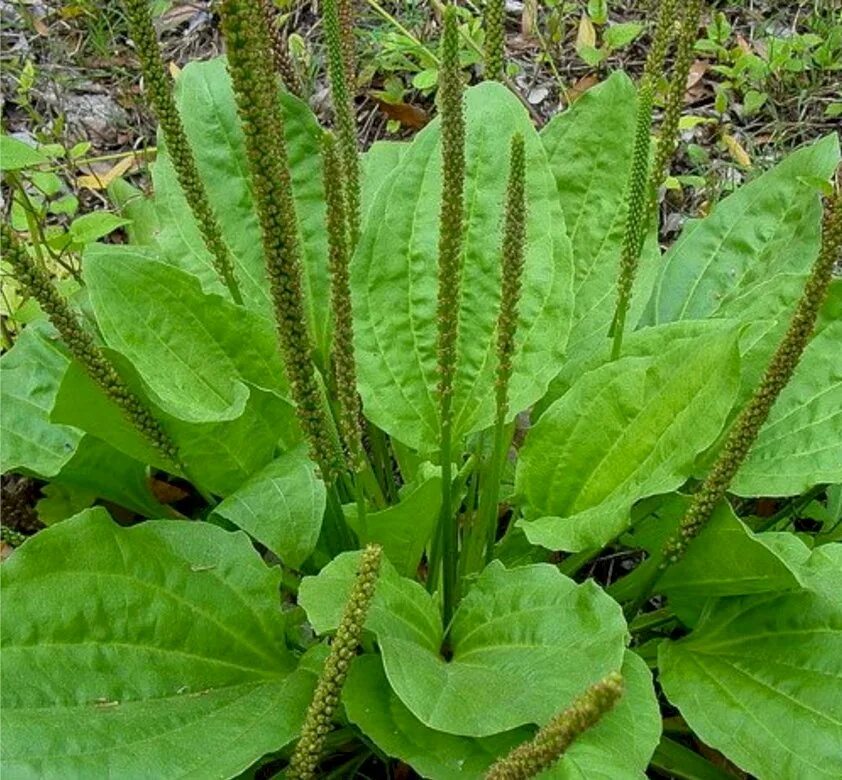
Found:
434,4 -> 467,625
609,0 -> 679,359
484,0 -> 506,81
321,0 -> 362,250
323,131 -> 364,471
649,0 -> 704,196
219,0 -> 344,480
1,224 -> 179,466
485,672 -> 625,779
257,0 -> 305,98
122,0 -> 242,305
662,175 -> 842,566
287,544 -> 383,780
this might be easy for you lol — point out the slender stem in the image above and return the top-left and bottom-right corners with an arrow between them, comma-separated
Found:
365,0 -> 440,65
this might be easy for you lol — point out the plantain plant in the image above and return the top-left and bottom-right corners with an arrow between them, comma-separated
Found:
1,1 -> 841,778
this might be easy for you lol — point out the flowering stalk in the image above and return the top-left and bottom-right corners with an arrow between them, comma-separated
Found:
257,0 -> 305,98
484,0 -> 506,81
122,0 -> 242,305
1,224 -> 179,467
433,5 -> 467,625
322,131 -> 364,472
287,545 -> 383,780
485,672 -> 625,779
660,176 -> 841,566
219,0 -> 344,480
609,0 -> 679,359
464,134 -> 526,575
321,0 -> 362,250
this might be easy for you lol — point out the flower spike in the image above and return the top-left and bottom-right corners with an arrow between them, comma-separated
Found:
287,545 -> 383,779
122,0 -> 242,304
219,0 -> 344,479
484,0 -> 506,81
486,672 -> 625,779
257,0 -> 305,98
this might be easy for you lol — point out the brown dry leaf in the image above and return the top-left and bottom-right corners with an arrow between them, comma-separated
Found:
76,154 -> 138,191
684,60 -> 709,104
0,542 -> 15,562
569,73 -> 600,103
160,3 -> 201,31
149,478 -> 190,506
723,132 -> 752,168
522,0 -> 538,39
372,97 -> 429,129
735,34 -> 752,54
577,14 -> 597,50
168,62 -> 182,79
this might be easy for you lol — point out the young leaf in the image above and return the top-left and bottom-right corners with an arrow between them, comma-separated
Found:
153,58 -> 332,357
213,444 -> 326,568
517,329 -> 741,552
540,71 -> 660,362
0,508 -> 314,778
300,554 -> 626,737
641,134 -> 840,326
353,82 -> 573,452
659,575 -> 842,779
0,322 -> 83,477
0,134 -> 49,170
83,245 -> 288,423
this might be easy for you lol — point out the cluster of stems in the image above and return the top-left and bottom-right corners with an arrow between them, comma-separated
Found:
1,225 -> 179,466
257,0 -> 304,98
219,0 -> 344,480
322,132 -> 365,472
321,0 -> 362,250
659,175 -> 841,568
609,0 -> 680,359
287,545 -> 383,779
433,5 -> 467,625
121,0 -> 242,304
486,672 -> 625,779
465,134 -> 527,574
484,0 -> 506,81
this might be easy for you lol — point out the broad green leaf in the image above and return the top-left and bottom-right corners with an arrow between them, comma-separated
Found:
52,357 -> 300,496
540,71 -> 660,363
42,435 -> 165,519
361,140 -> 407,221
83,244 -> 288,423
213,444 -> 325,568
300,555 -> 626,736
732,282 -> 842,496
108,178 -> 160,245
343,462 -> 441,577
153,58 -> 332,358
0,508 -> 314,779
516,329 -> 740,552
0,322 -> 82,477
343,650 -> 658,780
68,212 -> 130,244
0,135 -> 49,170
641,134 -> 840,326
659,585 -> 842,779
353,81 -> 573,452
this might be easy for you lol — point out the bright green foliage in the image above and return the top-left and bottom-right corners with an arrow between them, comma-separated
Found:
0,509 -> 314,778
288,544 -> 382,779
300,554 -> 627,737
122,0 -> 241,303
353,82 -> 572,452
517,329 -> 740,552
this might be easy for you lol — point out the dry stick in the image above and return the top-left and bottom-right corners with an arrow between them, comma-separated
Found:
219,0 -> 345,480
630,174 -> 842,615
608,0 -> 681,360
485,672 -> 625,780
122,0 -> 242,305
257,0 -> 305,98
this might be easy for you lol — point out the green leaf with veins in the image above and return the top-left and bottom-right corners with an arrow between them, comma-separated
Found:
0,508 -> 314,779
153,58 -> 332,359
213,444 -> 325,568
300,554 -> 626,737
540,71 -> 660,365
360,140 -> 407,222
516,328 -> 740,552
83,244 -> 288,423
352,81 -> 573,453
344,650 -> 659,779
